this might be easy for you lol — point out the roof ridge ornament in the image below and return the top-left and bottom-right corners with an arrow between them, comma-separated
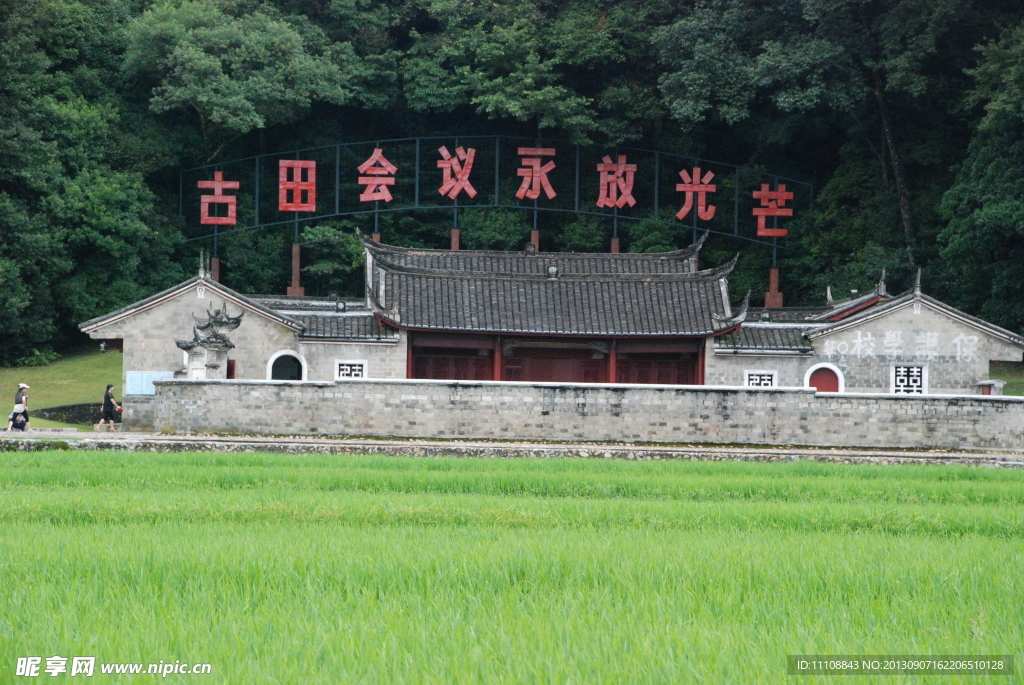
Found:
914,267 -> 922,296
826,285 -> 834,306
713,291 -> 749,325
692,228 -> 709,253
877,268 -> 887,297
198,249 -> 206,279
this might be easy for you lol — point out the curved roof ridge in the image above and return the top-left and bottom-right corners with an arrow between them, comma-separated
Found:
372,251 -> 737,281
357,228 -> 707,261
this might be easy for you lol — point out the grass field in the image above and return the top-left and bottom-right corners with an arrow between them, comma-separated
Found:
0,351 -> 123,409
0,351 -> 123,430
0,452 -> 1021,683
990,360 -> 1024,396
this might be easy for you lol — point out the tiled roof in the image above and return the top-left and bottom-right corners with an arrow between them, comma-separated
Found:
292,313 -> 398,340
360,229 -> 705,275
715,324 -> 818,352
745,307 -> 829,322
806,290 -> 1024,346
251,295 -> 368,313
80,276 -> 304,333
368,248 -> 745,337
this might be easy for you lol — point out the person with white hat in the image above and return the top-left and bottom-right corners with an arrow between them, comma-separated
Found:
12,383 -> 30,432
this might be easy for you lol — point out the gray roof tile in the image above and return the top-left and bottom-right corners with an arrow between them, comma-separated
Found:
292,313 -> 397,340
369,247 -> 742,336
715,325 -> 817,352
361,229 -> 705,275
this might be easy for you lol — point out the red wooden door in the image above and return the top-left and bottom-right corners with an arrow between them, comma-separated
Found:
809,367 -> 840,392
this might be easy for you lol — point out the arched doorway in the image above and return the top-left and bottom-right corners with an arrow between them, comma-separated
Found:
805,363 -> 843,393
270,353 -> 303,380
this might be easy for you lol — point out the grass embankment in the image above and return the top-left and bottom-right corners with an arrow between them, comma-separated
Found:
990,360 -> 1024,396
0,453 -> 1021,683
0,350 -> 123,429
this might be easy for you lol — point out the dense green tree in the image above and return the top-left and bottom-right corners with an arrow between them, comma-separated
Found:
0,0 -> 181,364
123,0 -> 360,161
4,0 -> 1024,364
939,20 -> 1024,331
458,208 -> 532,251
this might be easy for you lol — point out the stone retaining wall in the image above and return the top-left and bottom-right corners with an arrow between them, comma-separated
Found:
36,403 -> 119,426
150,379 -> 1024,450
2,436 -> 1022,468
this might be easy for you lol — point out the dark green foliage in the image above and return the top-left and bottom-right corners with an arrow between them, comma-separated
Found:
458,209 -> 532,252
300,222 -> 365,297
2,0 -> 1024,364
940,20 -> 1024,332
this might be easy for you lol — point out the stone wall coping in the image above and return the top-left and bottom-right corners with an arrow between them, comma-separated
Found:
149,378 -> 1024,403
153,378 -> 815,393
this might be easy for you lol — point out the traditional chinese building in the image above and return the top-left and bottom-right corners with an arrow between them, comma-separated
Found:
361,231 -> 747,383
708,272 -> 1024,394
80,234 -> 1022,428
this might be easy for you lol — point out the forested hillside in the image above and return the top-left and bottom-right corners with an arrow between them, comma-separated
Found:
2,0 -> 1023,364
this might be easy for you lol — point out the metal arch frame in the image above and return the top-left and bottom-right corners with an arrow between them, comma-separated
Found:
180,135 -> 813,252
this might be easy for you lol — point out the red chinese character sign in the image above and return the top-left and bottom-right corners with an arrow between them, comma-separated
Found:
676,167 -> 716,221
358,148 -> 398,202
184,138 -> 811,263
197,171 -> 239,225
752,183 -> 793,237
279,160 -> 316,211
437,146 -> 477,199
596,155 -> 636,208
516,148 -> 557,200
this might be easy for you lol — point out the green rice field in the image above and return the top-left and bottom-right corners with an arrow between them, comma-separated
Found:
0,451 -> 1021,683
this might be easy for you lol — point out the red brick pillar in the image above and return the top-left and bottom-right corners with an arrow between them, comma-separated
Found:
493,336 -> 503,381
209,257 -> 220,282
530,230 -> 540,251
286,242 -> 305,296
764,268 -> 783,308
607,340 -> 618,383
450,229 -> 460,251
610,237 -> 620,254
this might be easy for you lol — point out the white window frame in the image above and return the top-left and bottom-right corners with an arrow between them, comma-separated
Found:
890,363 -> 928,395
804,362 -> 846,393
266,350 -> 308,381
744,369 -> 778,387
335,359 -> 369,380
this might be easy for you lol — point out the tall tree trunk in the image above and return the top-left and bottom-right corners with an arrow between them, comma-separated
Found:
873,77 -> 915,266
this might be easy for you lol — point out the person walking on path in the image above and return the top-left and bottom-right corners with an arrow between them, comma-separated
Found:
12,383 -> 30,432
97,384 -> 121,432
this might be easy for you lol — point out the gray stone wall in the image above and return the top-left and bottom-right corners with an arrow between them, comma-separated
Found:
705,304 -> 1023,394
705,339 -> 812,388
299,334 -> 407,380
152,379 -> 1024,450
123,394 -> 155,431
812,305 -> 1022,393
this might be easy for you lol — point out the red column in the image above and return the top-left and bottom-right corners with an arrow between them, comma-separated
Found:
696,339 -> 706,385
372,232 -> 381,243
607,339 -> 618,383
286,243 -> 304,296
530,230 -> 540,251
406,335 -> 414,379
450,229 -> 460,251
209,257 -> 220,282
765,268 -> 783,308
492,336 -> 503,381
610,237 -> 620,254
